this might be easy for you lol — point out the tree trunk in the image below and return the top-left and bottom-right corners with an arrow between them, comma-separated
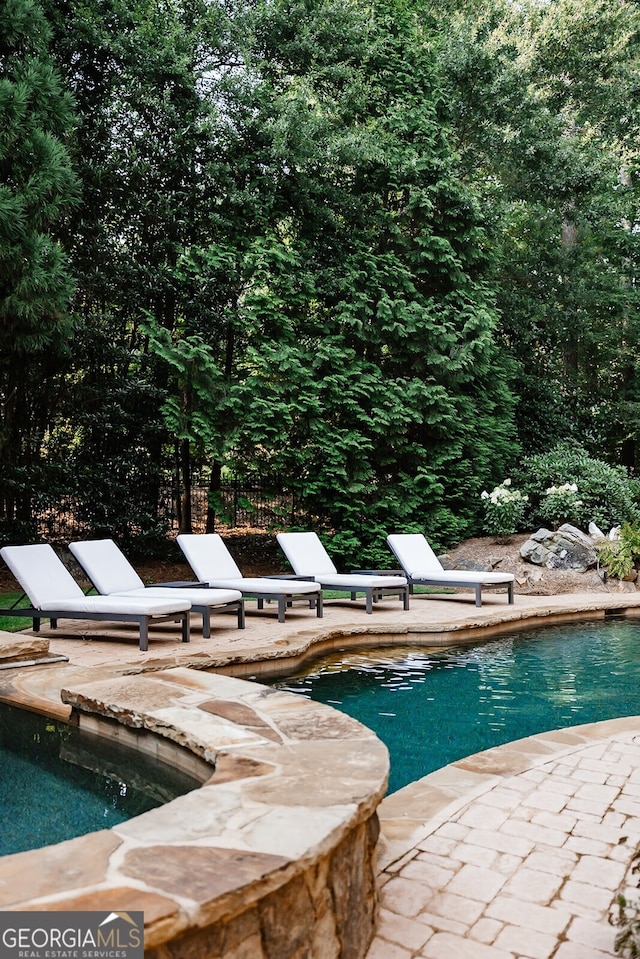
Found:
179,438 -> 192,533
206,462 -> 222,533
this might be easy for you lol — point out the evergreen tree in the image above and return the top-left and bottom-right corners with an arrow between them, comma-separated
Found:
40,0 -> 238,546
0,0 -> 79,539
210,0 -> 519,561
38,0 -> 519,557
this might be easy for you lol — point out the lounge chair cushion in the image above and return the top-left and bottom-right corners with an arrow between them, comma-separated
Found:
2,543 -> 86,606
68,538 -> 147,593
68,539 -> 243,606
387,534 -> 514,584
0,544 -> 190,614
177,534 -> 322,595
39,594 -> 191,614
406,569 -> 514,585
276,532 -> 339,577
312,573 -> 408,589
177,533 -> 243,580
204,577 -> 320,596
118,586 -> 243,605
386,534 -> 445,577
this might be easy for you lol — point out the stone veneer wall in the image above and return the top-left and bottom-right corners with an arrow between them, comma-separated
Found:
144,815 -> 381,959
0,667 -> 389,959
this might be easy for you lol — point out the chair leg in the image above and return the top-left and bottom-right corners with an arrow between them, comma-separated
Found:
201,608 -> 211,639
277,596 -> 286,623
402,588 -> 409,611
316,593 -> 323,618
237,602 -> 245,629
181,613 -> 190,644
508,582 -> 514,604
365,590 -> 373,614
139,619 -> 149,652
475,585 -> 482,607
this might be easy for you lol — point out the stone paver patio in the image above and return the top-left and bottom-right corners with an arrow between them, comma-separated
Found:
2,588 -> 640,957
371,722 -> 640,958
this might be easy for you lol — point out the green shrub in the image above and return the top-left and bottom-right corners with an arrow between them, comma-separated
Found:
597,523 -> 640,581
421,507 -> 473,554
539,483 -> 584,529
518,442 -> 640,531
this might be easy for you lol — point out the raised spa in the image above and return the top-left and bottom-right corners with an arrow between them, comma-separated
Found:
0,702 -> 201,855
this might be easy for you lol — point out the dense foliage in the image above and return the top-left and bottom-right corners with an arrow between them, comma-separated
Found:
1,0 -> 639,562
517,442 -> 640,532
0,0 -> 79,539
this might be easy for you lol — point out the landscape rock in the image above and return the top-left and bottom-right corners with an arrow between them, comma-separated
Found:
519,524 -> 598,573
616,580 -> 638,593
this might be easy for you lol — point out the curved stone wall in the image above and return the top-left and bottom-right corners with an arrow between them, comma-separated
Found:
0,667 -> 389,959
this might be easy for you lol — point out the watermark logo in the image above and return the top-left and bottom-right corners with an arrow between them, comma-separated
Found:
0,911 -> 144,959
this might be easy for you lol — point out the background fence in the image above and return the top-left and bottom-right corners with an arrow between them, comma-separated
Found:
179,480 -> 299,532
33,478 -> 299,542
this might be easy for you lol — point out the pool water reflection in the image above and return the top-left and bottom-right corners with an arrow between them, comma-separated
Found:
271,618 -> 640,794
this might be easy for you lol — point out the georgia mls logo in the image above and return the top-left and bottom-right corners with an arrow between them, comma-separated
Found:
0,911 -> 144,959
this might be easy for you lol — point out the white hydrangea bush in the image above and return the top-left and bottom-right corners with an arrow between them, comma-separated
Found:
481,479 -> 529,539
540,482 -> 584,529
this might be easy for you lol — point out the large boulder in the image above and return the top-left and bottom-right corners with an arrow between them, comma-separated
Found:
520,524 -> 598,573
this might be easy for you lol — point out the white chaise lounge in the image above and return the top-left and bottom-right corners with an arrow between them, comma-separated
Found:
177,533 -> 323,623
276,531 -> 409,614
0,543 -> 192,651
387,533 -> 514,607
69,538 -> 245,636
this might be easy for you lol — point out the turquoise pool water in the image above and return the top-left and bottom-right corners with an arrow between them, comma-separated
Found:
271,618 -> 640,794
0,703 -> 200,855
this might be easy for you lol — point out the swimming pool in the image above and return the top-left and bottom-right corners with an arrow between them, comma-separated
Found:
271,617 -> 640,794
0,703 -> 201,855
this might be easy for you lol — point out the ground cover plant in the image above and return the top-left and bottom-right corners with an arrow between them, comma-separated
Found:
611,841 -> 640,958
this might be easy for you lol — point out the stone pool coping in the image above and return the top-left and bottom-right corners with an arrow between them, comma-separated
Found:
2,590 -> 640,958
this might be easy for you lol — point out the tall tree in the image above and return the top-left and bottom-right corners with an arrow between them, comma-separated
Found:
195,0 -> 520,561
39,0 -> 519,556
41,0 -> 244,546
0,0 -> 79,540
424,0 -> 640,462
29,0 -> 532,556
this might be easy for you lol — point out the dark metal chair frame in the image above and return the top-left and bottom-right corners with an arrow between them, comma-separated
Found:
0,593 -> 190,652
